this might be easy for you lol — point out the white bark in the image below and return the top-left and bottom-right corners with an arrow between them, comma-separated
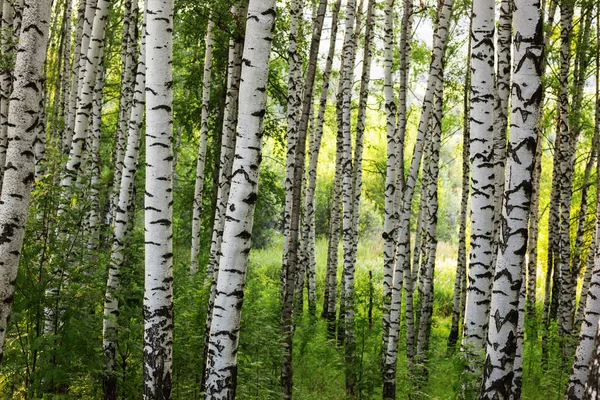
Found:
103,11 -> 145,396
108,0 -> 139,227
61,0 -> 109,191
0,0 -> 14,193
382,0 -> 397,351
281,0 -> 302,288
65,0 -> 97,153
203,1 -> 275,397
383,0 -> 452,395
0,0 -> 52,359
143,0 -> 174,397
480,0 -> 542,394
190,18 -> 215,274
462,0 -> 496,356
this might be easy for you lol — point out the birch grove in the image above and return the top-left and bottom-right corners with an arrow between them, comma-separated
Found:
0,0 -> 599,397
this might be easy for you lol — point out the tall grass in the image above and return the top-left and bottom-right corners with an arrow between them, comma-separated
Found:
234,235 -> 571,399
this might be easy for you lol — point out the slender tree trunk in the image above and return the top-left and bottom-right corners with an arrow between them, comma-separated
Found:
564,20 -> 600,397
85,48 -> 105,250
318,0 -> 342,322
556,0 -> 576,344
447,15 -> 471,351
143,0 -> 174,397
415,77 -> 443,379
510,266 -> 527,399
201,3 -> 246,391
108,0 -> 137,228
206,2 -> 246,285
480,0 -> 542,394
324,106 -> 343,330
281,0 -> 302,292
65,0 -> 97,154
204,2 -> 276,397
60,0 -> 109,191
281,0 -> 328,396
462,0 -> 496,362
343,0 -> 375,392
540,0 -> 558,366
383,0 -> 452,396
382,0 -> 398,358
0,0 -> 15,193
102,10 -> 146,397
0,0 -> 52,359
190,18 -> 215,274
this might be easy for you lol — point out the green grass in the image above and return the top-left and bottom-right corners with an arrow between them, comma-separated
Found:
234,235 -> 571,399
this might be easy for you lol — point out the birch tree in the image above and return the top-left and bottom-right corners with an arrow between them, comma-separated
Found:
281,0 -> 328,395
0,0 -> 52,358
103,7 -> 146,396
383,0 -> 452,395
143,0 -> 174,396
190,18 -> 214,274
462,0 -> 496,361
480,0 -> 542,395
203,1 -> 276,397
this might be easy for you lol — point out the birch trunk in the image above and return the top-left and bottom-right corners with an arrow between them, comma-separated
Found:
317,0 -> 342,322
0,0 -> 14,193
203,3 -> 275,398
510,267 -> 527,399
103,11 -> 145,397
143,0 -> 174,397
490,0 -> 512,271
564,22 -> 600,396
556,0 -> 576,342
0,0 -> 51,359
343,0 -> 375,392
415,78 -> 443,374
85,49 -> 105,250
447,19 -> 471,350
382,0 -> 398,355
462,0 -> 496,359
281,0 -> 328,395
206,3 -> 246,284
584,324 -> 600,399
281,0 -> 302,290
383,0 -> 452,395
189,18 -> 214,274
108,0 -> 139,227
65,0 -> 97,153
61,0 -> 109,191
480,0 -> 542,394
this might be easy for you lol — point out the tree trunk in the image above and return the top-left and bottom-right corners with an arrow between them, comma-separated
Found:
447,13 -> 471,351
382,0 -> 452,395
462,0 -> 496,362
318,0 -> 342,322
189,18 -> 215,274
415,77 -> 443,379
281,0 -> 302,293
102,9 -> 146,397
480,0 -> 542,394
343,0 -> 375,392
281,0 -> 327,395
108,0 -> 138,228
203,2 -> 275,398
382,0 -> 398,358
143,0 -> 174,397
0,0 -> 52,360
60,0 -> 109,191
0,0 -> 14,193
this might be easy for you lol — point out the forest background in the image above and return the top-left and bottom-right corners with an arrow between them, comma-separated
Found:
0,0 -> 597,398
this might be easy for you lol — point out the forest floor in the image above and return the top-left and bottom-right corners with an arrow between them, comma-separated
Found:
222,235 -> 572,399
